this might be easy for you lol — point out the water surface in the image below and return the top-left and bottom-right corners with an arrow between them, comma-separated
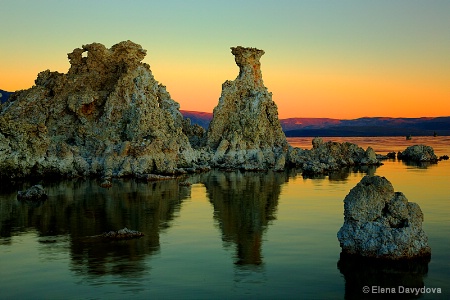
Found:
1,137 -> 449,299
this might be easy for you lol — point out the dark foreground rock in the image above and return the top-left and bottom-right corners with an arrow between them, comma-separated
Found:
337,175 -> 431,260
17,184 -> 48,201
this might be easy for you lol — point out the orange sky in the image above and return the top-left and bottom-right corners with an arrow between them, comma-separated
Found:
1,1 -> 449,119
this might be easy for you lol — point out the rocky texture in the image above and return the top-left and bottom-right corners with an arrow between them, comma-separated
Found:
337,175 -> 431,260
206,47 -> 288,171
17,184 -> 48,201
397,145 -> 438,162
288,138 -> 380,174
0,41 -> 202,179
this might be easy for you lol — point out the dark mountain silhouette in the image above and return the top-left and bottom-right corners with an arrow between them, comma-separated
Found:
0,90 -> 12,103
180,110 -> 450,137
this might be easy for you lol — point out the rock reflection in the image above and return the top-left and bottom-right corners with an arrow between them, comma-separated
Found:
203,170 -> 287,266
0,178 -> 188,279
337,253 -> 430,299
401,160 -> 438,169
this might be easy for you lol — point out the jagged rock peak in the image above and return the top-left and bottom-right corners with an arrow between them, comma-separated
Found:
231,46 -> 265,87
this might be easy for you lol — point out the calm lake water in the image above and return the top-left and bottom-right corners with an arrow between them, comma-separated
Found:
1,136 -> 449,299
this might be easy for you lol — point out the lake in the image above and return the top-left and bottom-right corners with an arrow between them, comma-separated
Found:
1,136 -> 449,299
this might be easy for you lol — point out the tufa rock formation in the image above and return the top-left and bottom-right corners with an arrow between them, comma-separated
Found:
207,46 -> 288,171
0,41 -> 202,179
337,175 -> 431,260
397,145 -> 438,162
0,42 -> 387,178
288,137 -> 380,174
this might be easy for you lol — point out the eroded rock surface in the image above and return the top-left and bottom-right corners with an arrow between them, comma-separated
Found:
337,175 -> 431,260
207,46 -> 288,171
288,137 -> 380,174
0,41 -> 200,178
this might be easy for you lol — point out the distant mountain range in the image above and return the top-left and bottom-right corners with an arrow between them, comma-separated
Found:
181,110 -> 213,129
1,90 -> 449,136
180,110 -> 450,137
0,89 -> 12,103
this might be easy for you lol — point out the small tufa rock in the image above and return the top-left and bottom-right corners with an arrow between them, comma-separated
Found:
387,151 -> 396,159
398,145 -> 438,162
337,175 -> 431,260
100,227 -> 144,239
17,185 -> 48,201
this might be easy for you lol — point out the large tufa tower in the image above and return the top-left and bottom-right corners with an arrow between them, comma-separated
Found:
207,46 -> 288,171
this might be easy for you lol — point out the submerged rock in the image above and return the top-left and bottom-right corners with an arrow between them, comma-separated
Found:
17,184 -> 48,201
337,175 -> 431,260
100,227 -> 144,239
206,46 -> 288,171
0,41 -> 198,179
288,138 -> 381,174
398,145 -> 438,162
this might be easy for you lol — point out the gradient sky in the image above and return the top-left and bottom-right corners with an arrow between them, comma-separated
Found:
1,0 -> 449,119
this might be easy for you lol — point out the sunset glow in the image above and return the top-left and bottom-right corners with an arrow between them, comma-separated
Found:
1,0 -> 449,119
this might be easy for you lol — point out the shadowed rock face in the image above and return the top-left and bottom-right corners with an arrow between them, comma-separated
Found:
207,46 -> 288,171
337,175 -> 431,260
0,41 -> 199,178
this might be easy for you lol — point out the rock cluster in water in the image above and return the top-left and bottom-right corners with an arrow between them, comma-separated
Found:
0,41 -> 384,178
287,137 -> 380,174
337,175 -> 431,260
